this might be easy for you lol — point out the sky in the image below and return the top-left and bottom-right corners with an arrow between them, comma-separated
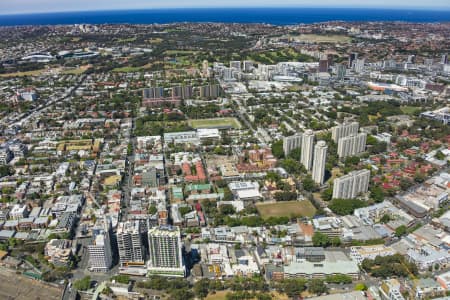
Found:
1,0 -> 449,15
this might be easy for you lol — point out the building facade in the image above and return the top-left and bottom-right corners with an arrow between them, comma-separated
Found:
337,133 -> 367,158
283,134 -> 302,157
312,141 -> 327,185
331,122 -> 359,143
148,225 -> 185,277
332,169 -> 370,199
301,130 -> 314,171
117,221 -> 146,267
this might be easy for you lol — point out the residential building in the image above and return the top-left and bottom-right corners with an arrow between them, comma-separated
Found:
45,239 -> 73,266
0,148 -> 12,165
332,169 -> 370,199
350,245 -> 396,264
117,221 -> 146,267
337,133 -> 367,158
283,134 -> 302,157
88,222 -> 113,272
301,129 -> 314,171
379,279 -> 405,300
413,278 -> 445,299
171,85 -> 193,100
148,226 -> 185,277
312,141 -> 327,185
143,87 -> 164,99
331,122 -> 359,142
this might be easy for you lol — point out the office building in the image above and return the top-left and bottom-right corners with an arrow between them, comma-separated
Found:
337,133 -> 367,158
148,226 -> 185,277
331,122 -> 359,142
332,169 -> 370,199
283,134 -> 302,157
117,221 -> 146,267
327,53 -> 334,67
143,87 -> 164,99
336,64 -> 346,80
88,222 -> 113,272
312,141 -> 327,185
348,52 -> 358,68
301,130 -> 314,171
318,56 -> 329,72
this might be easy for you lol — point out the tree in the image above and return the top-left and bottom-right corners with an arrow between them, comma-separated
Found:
328,199 -> 367,215
0,165 -> 12,178
325,274 -> 352,284
435,150 -> 446,161
344,156 -> 360,166
312,232 -> 330,247
271,140 -> 284,159
380,214 -> 391,224
280,279 -> 307,298
178,206 -> 192,216
354,283 -> 367,291
321,186 -> 333,201
220,204 -> 236,215
73,276 -> 91,291
148,205 -> 157,215
280,158 -> 304,175
414,173 -> 426,183
308,279 -> 328,295
395,225 -> 407,237
370,185 -> 385,203
194,278 -> 211,299
331,236 -> 341,247
170,288 -> 194,300
302,175 -> 316,192
288,148 -> 301,160
399,178 -> 413,191
111,275 -> 129,284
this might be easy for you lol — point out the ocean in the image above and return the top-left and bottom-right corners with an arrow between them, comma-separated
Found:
0,8 -> 449,26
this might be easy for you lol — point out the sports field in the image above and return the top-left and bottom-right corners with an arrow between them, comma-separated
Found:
0,268 -> 63,300
189,117 -> 242,129
256,200 -> 316,219
206,291 -> 289,300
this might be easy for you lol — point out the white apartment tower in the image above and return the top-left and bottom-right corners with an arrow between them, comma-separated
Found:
331,122 -> 359,142
88,221 -> 113,272
301,130 -> 315,171
312,141 -> 327,185
230,61 -> 241,71
148,226 -> 185,277
337,133 -> 367,158
283,134 -> 302,157
117,221 -> 145,267
353,59 -> 365,73
332,169 -> 371,199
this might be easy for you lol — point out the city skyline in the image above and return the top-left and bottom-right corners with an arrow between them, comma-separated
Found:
1,0 -> 450,15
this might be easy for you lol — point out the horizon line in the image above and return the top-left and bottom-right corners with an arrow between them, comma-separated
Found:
1,6 -> 450,17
